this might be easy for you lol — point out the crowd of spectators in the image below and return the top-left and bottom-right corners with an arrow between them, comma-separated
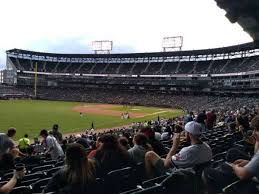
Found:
0,103 -> 259,194
3,86 -> 257,112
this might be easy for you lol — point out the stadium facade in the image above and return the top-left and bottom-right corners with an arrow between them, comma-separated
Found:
4,42 -> 259,96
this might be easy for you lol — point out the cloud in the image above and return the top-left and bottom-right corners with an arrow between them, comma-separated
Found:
0,0 -> 253,68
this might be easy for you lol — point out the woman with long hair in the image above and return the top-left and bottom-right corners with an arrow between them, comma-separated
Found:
42,143 -> 96,193
94,134 -> 133,177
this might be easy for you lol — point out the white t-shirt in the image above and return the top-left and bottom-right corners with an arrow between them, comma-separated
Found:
172,142 -> 212,168
46,135 -> 64,160
245,150 -> 259,179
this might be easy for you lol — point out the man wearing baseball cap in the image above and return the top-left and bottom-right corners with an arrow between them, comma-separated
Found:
145,121 -> 212,178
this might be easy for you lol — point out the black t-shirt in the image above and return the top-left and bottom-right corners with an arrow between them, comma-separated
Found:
94,150 -> 134,177
44,168 -> 67,193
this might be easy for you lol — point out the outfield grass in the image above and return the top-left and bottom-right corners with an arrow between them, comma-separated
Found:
0,100 -> 183,140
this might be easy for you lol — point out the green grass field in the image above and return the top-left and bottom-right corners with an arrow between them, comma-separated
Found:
0,100 -> 183,140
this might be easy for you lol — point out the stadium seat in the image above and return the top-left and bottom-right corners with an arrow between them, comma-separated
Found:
45,167 -> 62,177
135,162 -> 146,182
132,185 -> 164,194
19,178 -> 40,186
31,177 -> 52,193
21,172 -> 45,182
1,171 -> 15,181
142,174 -> 169,188
160,169 -> 199,194
104,167 -> 138,193
193,161 -> 212,177
0,169 -> 14,178
222,178 -> 259,194
10,186 -> 32,194
120,187 -> 143,194
41,160 -> 57,166
31,164 -> 55,173
212,151 -> 227,161
55,160 -> 65,167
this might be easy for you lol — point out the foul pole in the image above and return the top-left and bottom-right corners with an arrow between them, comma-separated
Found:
34,62 -> 38,98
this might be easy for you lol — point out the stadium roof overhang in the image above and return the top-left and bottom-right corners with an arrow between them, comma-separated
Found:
215,0 -> 259,44
6,42 -> 259,59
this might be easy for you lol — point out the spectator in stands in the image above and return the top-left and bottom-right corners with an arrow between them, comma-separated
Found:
121,132 -> 134,147
0,153 -> 15,171
61,139 -> 68,152
203,115 -> 259,194
118,136 -> 131,150
0,128 -> 16,158
33,137 -> 45,154
206,110 -> 216,130
128,133 -> 152,164
52,124 -> 63,142
161,126 -> 173,141
18,134 -> 30,153
0,169 -> 25,194
145,121 -> 212,178
76,135 -> 90,149
20,146 -> 41,165
40,129 -> 64,160
184,111 -> 194,124
196,110 -> 207,131
88,136 -> 104,158
140,127 -> 167,156
94,134 -> 133,177
43,143 -> 96,193
236,114 -> 250,136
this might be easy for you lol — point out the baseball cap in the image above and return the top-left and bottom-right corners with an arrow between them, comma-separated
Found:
184,121 -> 202,136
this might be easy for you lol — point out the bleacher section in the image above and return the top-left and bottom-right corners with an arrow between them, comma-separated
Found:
0,126 -> 257,194
9,55 -> 259,75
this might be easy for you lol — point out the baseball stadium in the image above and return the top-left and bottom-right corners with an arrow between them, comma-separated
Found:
0,0 -> 259,194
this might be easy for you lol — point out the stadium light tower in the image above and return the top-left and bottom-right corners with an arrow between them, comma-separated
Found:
92,40 -> 113,54
162,36 -> 183,52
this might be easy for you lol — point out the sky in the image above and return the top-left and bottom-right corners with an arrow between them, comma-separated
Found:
0,0 -> 253,69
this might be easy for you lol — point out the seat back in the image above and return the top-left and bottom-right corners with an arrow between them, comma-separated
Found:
22,172 -> 45,181
193,161 -> 212,177
31,164 -> 55,173
142,174 -> 169,188
135,162 -> 146,183
45,167 -> 62,177
32,177 -> 52,193
133,185 -> 163,194
41,160 -> 57,166
10,186 -> 32,194
1,172 -> 14,181
104,167 -> 137,193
